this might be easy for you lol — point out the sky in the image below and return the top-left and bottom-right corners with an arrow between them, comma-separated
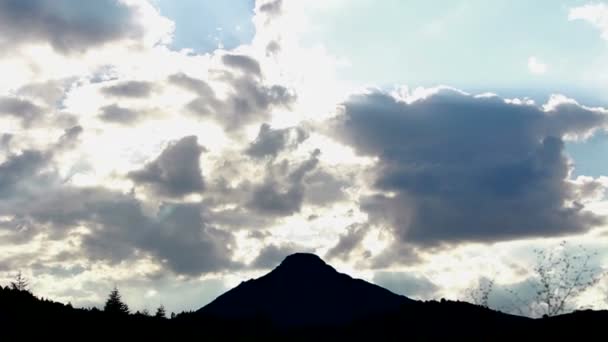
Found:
0,0 -> 607,316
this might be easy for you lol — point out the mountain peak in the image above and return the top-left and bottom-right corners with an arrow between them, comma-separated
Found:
198,252 -> 412,327
276,253 -> 329,272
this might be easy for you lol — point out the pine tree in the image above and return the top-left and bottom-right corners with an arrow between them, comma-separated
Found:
155,304 -> 166,319
103,286 -> 130,315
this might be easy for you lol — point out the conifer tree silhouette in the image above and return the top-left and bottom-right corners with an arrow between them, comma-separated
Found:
104,286 -> 130,315
155,304 -> 166,319
10,271 -> 29,292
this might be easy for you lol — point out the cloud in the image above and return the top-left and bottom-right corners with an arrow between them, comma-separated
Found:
245,123 -> 308,159
569,3 -> 608,41
329,88 -> 607,246
373,272 -> 439,299
13,188 -> 238,276
82,201 -> 239,275
0,134 -> 12,150
170,68 -> 295,131
258,0 -> 283,18
0,146 -> 238,276
56,125 -> 84,150
0,150 -> 49,198
251,243 -> 311,269
222,54 -> 262,77
0,0 -> 145,53
528,56 -> 547,75
101,81 -> 155,98
99,104 -> 140,124
17,80 -> 70,107
128,136 -> 205,198
247,149 -> 320,216
326,224 -> 367,261
0,96 -> 43,125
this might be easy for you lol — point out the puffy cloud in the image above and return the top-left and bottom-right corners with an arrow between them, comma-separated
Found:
128,136 -> 205,198
247,149 -> 320,216
329,88 -> 607,246
222,54 -> 262,77
56,125 -> 83,150
251,243 -> 311,269
245,123 -> 308,159
258,0 -> 283,18
82,201 -> 239,275
0,96 -> 44,126
569,3 -> 608,41
0,146 -> 238,276
325,224 -> 367,261
170,69 -> 295,131
0,0 -> 173,54
0,150 -> 50,198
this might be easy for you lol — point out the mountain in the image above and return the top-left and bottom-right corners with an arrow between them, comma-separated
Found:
197,253 -> 414,327
195,253 -> 608,339
2,253 -> 607,340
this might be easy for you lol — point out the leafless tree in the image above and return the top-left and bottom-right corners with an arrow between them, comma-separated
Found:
508,241 -> 604,317
465,277 -> 495,308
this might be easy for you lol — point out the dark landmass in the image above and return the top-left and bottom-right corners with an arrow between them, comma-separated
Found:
1,253 -> 606,340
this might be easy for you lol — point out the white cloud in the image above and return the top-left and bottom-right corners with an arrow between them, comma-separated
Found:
569,3 -> 608,41
527,56 -> 547,75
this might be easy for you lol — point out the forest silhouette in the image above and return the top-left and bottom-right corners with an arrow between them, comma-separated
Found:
1,253 -> 606,340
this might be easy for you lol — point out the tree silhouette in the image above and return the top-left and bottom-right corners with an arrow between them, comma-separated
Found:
528,241 -> 603,317
504,241 -> 604,317
155,304 -> 166,319
464,277 -> 495,308
104,286 -> 130,315
10,271 -> 29,292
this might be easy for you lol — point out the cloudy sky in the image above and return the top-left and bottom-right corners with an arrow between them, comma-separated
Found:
1,0 -> 608,315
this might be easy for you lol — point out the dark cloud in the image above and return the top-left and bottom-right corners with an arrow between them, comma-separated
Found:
99,104 -> 140,124
373,272 -> 439,299
368,242 -> 422,269
17,188 -> 237,275
326,224 -> 367,261
259,0 -> 283,17
168,73 -> 216,95
128,136 -> 205,197
251,243 -> 311,269
330,89 -> 607,246
170,69 -> 295,131
248,182 -> 304,216
0,150 -> 49,198
0,134 -> 13,150
247,149 -> 320,216
0,96 -> 43,125
82,201 -> 238,275
0,168 -> 237,275
222,54 -> 262,77
0,140 -> 237,276
303,169 -> 349,205
0,0 -> 143,53
56,125 -> 83,150
101,81 -> 154,98
265,40 -> 281,56
246,123 -> 308,158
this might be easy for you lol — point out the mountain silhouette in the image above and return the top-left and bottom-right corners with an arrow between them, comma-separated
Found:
197,253 -> 414,327
2,254 -> 608,340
